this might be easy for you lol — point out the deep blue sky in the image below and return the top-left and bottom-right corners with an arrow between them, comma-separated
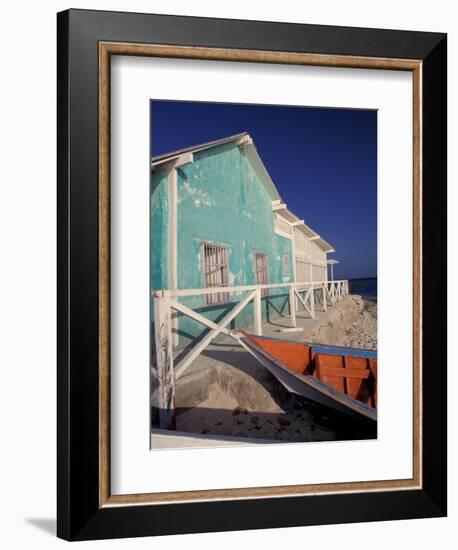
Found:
150,100 -> 377,280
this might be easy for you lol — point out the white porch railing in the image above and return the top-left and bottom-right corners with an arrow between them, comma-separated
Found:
152,279 -> 348,429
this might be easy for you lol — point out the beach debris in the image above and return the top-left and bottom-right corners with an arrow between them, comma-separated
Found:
232,406 -> 248,416
277,417 -> 291,427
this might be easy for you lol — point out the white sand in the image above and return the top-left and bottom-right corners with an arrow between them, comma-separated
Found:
305,295 -> 377,350
343,299 -> 377,349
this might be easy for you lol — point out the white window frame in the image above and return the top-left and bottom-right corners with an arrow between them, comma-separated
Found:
253,252 -> 269,297
201,242 -> 230,306
273,213 -> 293,240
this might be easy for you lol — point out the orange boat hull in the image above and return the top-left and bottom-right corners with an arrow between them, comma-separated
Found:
240,332 -> 377,422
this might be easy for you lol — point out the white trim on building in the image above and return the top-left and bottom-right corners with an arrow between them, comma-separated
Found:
272,203 -> 335,284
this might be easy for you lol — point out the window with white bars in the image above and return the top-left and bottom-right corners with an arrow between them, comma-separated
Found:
202,242 -> 230,306
254,253 -> 269,297
283,254 -> 290,277
274,213 -> 292,236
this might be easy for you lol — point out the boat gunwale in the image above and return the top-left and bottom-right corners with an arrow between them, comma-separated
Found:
239,331 -> 377,358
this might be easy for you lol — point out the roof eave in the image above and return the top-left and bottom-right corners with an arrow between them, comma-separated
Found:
317,239 -> 335,253
150,132 -> 248,169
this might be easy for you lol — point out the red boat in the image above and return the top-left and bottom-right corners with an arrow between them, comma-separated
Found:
239,332 -> 377,422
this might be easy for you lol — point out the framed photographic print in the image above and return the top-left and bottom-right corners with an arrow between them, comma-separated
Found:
57,9 -> 447,541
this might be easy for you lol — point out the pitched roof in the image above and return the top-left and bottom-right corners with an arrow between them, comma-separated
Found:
274,205 -> 335,253
151,132 -> 281,202
151,132 -> 248,166
151,133 -> 334,253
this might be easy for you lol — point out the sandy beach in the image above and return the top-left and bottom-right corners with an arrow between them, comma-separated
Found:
305,295 -> 377,350
344,298 -> 377,349
171,295 -> 377,444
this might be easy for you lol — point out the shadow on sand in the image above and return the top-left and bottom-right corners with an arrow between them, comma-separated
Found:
173,404 -> 377,443
152,344 -> 376,443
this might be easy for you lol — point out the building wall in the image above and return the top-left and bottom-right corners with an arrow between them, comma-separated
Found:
151,141 -> 294,350
310,241 -> 328,282
150,169 -> 169,291
293,228 -> 328,283
293,229 -> 310,282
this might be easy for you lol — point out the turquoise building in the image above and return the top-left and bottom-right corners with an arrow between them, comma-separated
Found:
151,133 -> 334,351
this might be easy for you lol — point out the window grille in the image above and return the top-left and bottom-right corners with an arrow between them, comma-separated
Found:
202,242 -> 230,305
254,253 -> 269,297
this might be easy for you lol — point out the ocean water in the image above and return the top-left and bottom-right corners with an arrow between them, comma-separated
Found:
348,277 -> 377,300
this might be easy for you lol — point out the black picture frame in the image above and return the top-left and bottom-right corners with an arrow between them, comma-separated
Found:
57,8 -> 447,541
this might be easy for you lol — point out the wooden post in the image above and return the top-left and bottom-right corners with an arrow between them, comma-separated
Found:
153,296 -> 175,430
167,168 -> 179,347
323,283 -> 327,312
289,286 -> 297,327
254,288 -> 262,335
310,285 -> 315,318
